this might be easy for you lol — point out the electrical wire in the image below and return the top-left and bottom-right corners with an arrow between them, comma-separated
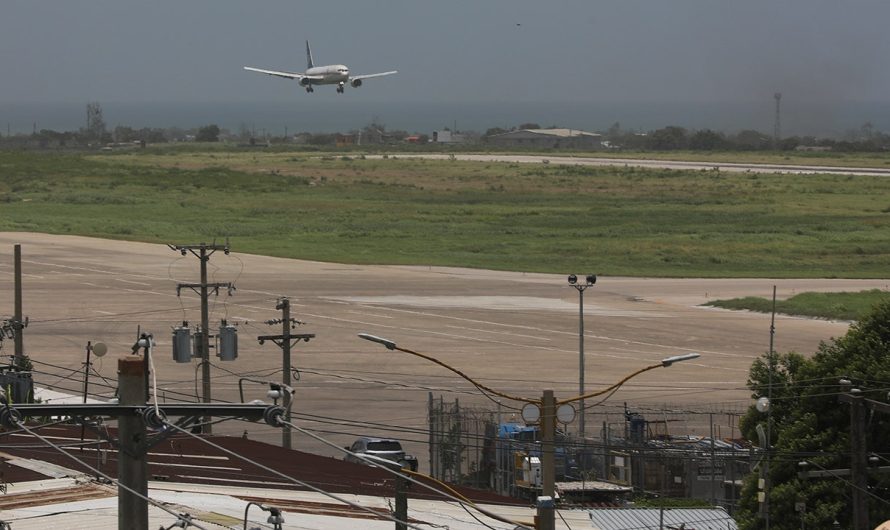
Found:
277,418 -> 535,529
9,420 -> 209,530
160,421 -> 431,530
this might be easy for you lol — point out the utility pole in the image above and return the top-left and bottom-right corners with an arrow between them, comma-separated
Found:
840,391 -> 870,530
537,389 -> 556,530
13,244 -> 26,363
257,297 -> 314,450
118,356 -> 149,530
1,352 -> 280,530
761,286 -> 777,528
169,241 -> 233,433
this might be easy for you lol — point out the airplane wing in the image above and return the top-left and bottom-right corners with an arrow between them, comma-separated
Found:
243,66 -> 324,81
350,70 -> 398,82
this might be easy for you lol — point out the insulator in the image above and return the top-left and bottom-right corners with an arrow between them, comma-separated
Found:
141,407 -> 167,431
0,405 -> 22,428
263,406 -> 286,427
217,322 -> 238,361
172,326 -> 192,363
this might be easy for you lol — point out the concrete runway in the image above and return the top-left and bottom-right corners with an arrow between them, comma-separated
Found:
1,233 -> 887,464
369,153 -> 890,177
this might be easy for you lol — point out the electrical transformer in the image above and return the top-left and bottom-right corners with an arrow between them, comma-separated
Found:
218,321 -> 238,361
172,325 -> 193,363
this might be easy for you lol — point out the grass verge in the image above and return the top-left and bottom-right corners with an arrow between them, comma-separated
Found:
1,147 -> 889,277
704,289 -> 890,320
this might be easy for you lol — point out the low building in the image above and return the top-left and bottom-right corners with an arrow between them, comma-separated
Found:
487,128 -> 603,149
432,130 -> 474,144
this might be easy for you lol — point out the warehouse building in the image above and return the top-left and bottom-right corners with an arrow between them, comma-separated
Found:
487,128 -> 603,149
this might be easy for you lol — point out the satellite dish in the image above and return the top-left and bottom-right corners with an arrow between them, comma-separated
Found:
521,403 -> 541,424
92,342 -> 108,357
556,404 -> 576,424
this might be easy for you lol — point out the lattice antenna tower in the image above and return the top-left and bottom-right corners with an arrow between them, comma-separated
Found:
773,92 -> 782,147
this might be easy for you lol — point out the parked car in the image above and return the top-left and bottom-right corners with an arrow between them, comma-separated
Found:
344,437 -> 418,471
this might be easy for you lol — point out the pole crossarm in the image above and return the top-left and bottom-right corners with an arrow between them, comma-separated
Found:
257,333 -> 314,348
167,242 -> 229,260
176,282 -> 234,297
838,393 -> 890,414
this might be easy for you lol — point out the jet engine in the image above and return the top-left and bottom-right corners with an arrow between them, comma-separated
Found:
300,78 -> 311,87
350,79 -> 363,88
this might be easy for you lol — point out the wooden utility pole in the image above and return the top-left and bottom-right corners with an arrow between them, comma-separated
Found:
1,353 -> 277,530
257,297 -> 314,450
169,241 -> 233,433
537,390 -> 556,530
395,467 -> 408,530
13,244 -> 25,361
118,356 -> 149,530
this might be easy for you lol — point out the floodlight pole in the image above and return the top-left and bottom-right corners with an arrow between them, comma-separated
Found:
567,274 -> 595,439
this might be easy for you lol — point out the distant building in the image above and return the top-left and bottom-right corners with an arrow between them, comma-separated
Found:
432,130 -> 473,144
487,128 -> 603,149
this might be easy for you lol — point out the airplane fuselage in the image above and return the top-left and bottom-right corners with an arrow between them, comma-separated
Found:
305,64 -> 349,85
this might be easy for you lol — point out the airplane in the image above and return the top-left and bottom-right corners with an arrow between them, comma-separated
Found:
244,41 -> 397,94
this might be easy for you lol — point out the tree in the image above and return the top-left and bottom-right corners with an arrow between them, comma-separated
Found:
736,300 -> 890,529
650,126 -> 688,150
730,129 -> 771,151
517,122 -> 541,130
688,129 -> 726,151
484,127 -> 508,137
195,124 -> 220,142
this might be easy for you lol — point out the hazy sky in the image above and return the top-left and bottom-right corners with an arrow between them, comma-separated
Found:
3,0 -> 889,106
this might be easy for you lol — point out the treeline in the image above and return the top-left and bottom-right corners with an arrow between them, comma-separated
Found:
602,123 -> 890,152
484,121 -> 890,152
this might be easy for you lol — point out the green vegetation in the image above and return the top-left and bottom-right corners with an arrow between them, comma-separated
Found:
737,300 -> 890,528
1,148 -> 890,277
705,289 -> 890,320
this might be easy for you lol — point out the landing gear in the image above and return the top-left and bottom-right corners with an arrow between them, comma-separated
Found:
337,82 -> 345,94
305,86 -> 314,93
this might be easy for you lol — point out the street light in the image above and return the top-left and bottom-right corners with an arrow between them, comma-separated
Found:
243,502 -> 284,530
358,333 -> 699,530
567,274 -> 596,439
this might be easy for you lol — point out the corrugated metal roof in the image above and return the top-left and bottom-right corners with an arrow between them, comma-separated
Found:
588,507 -> 738,530
0,477 -> 594,530
491,128 -> 602,139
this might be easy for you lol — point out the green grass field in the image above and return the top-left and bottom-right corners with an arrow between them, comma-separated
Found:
1,147 -> 889,277
704,289 -> 890,320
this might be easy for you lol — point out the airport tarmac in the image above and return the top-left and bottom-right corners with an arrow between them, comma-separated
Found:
1,232 -> 887,465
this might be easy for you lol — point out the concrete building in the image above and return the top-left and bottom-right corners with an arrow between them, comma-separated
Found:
487,128 -> 603,149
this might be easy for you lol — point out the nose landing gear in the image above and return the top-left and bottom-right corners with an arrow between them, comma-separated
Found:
336,82 -> 345,94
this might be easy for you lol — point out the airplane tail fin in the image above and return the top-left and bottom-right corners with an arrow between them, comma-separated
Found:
305,40 -> 314,69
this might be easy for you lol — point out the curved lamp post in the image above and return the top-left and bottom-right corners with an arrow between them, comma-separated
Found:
358,333 -> 699,530
243,502 -> 284,530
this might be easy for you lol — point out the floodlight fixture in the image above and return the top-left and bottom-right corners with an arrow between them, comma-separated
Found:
567,274 -> 577,285
661,352 -> 700,367
586,274 -> 597,285
358,333 -> 397,350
